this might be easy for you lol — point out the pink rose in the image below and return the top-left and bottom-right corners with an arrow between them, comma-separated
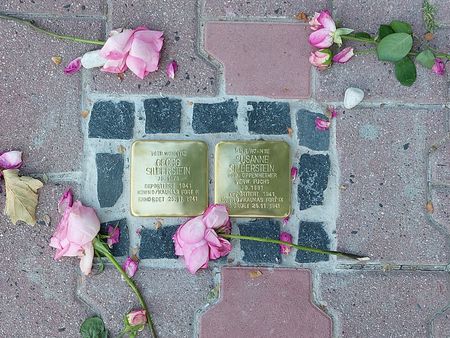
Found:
122,256 -> 138,278
0,151 -> 23,175
309,49 -> 332,70
432,58 -> 445,75
173,205 -> 232,274
333,47 -> 354,63
308,10 -> 332,31
127,309 -> 147,329
100,26 -> 164,79
308,10 -> 336,48
49,189 -> 100,275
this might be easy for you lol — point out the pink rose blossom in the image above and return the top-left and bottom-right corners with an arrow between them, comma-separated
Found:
166,60 -> 178,79
107,225 -> 120,247
49,189 -> 100,275
309,49 -> 332,70
64,57 -> 82,74
315,117 -> 331,130
122,257 -> 138,277
333,47 -> 354,63
100,26 -> 164,79
308,10 -> 336,48
279,232 -> 293,255
432,58 -> 445,75
290,167 -> 298,181
173,205 -> 232,274
127,309 -> 147,329
0,151 -> 23,170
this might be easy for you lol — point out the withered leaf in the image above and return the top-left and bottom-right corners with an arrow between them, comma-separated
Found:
249,270 -> 263,279
294,11 -> 309,22
425,201 -> 434,213
3,169 -> 43,226
51,56 -> 62,65
81,110 -> 90,118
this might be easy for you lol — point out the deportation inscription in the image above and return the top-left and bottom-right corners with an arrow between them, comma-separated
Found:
215,141 -> 291,217
130,140 -> 208,217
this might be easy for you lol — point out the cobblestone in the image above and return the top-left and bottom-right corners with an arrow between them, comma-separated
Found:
192,100 -> 238,133
144,98 -> 182,134
139,225 -> 178,259
298,154 -> 330,210
88,101 -> 135,140
96,153 -> 124,208
296,109 -> 330,151
296,222 -> 330,263
247,101 -> 291,135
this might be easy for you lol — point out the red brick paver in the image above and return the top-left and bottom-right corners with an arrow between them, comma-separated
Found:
205,22 -> 311,99
199,267 -> 332,338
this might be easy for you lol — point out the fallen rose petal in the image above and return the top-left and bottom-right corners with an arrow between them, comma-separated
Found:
333,47 -> 354,63
315,117 -> 331,130
279,232 -> 293,255
64,57 -> 82,74
0,151 -> 23,170
282,216 -> 290,225
122,256 -> 138,277
81,50 -> 107,69
107,225 -> 120,247
166,60 -> 178,79
432,58 -> 445,75
58,188 -> 73,213
291,167 -> 298,181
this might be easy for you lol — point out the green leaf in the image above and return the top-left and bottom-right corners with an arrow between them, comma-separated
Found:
376,33 -> 413,62
390,20 -> 413,34
416,49 -> 435,69
395,57 -> 417,86
335,28 -> 354,36
354,32 -> 372,39
378,24 -> 394,40
80,316 -> 108,338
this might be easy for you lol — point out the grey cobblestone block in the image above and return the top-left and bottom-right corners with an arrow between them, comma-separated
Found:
89,101 -> 135,139
139,225 -> 178,259
296,109 -> 330,151
96,153 -> 124,208
298,154 -> 330,210
295,222 -> 330,263
247,101 -> 291,135
144,98 -> 182,134
100,219 -> 129,257
192,99 -> 238,133
238,220 -> 281,263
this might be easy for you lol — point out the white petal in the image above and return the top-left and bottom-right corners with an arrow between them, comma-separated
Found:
344,87 -> 364,109
81,50 -> 107,69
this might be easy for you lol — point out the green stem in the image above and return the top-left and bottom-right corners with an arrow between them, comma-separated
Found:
341,34 -> 377,44
93,238 -> 157,338
0,14 -> 105,45
354,48 -> 377,55
220,234 -> 369,261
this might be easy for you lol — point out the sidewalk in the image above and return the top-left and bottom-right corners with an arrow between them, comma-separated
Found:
0,1 -> 449,337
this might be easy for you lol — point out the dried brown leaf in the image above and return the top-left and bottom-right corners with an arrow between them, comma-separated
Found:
426,201 -> 434,213
117,145 -> 126,154
3,169 -> 43,226
249,270 -> 263,279
155,220 -> 163,230
117,73 -> 125,81
287,127 -> 293,137
294,11 -> 309,22
424,32 -> 434,41
81,110 -> 89,118
51,56 -> 62,65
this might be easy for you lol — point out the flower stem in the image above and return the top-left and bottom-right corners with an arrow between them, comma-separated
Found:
220,234 -> 369,261
354,48 -> 377,55
93,238 -> 157,338
0,14 -> 105,45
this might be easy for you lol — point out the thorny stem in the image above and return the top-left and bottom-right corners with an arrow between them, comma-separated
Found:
220,234 -> 370,261
93,238 -> 157,338
0,14 -> 105,45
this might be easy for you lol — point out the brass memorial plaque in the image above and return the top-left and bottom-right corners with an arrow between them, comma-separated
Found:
215,141 -> 291,217
130,140 -> 208,217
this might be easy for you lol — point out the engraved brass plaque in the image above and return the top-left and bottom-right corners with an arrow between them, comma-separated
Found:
130,140 -> 208,217
214,141 -> 291,217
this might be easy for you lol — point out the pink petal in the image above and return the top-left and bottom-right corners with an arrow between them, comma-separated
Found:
315,117 -> 331,131
166,60 -> 178,79
100,28 -> 134,60
432,58 -> 445,75
308,28 -> 333,48
107,225 -> 120,247
65,202 -> 100,245
308,12 -> 321,30
0,151 -> 22,170
333,47 -> 354,63
317,10 -> 336,31
127,310 -> 147,326
64,57 -> 82,74
58,188 -> 73,213
101,58 -> 128,74
122,257 -> 138,277
184,242 -> 209,274
290,167 -> 298,181
282,216 -> 290,225
203,204 -> 230,229
279,232 -> 293,255
178,216 -> 206,244
79,242 -> 95,275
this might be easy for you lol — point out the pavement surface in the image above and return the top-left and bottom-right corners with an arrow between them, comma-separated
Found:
0,1 -> 449,337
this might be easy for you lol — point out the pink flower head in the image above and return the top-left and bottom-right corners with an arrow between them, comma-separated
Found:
122,257 -> 138,277
107,225 -> 120,248
49,189 -> 100,275
333,47 -> 354,63
127,309 -> 147,329
432,58 -> 445,75
100,26 -> 164,79
280,232 -> 293,255
173,205 -> 232,274
309,49 -> 332,70
64,57 -> 82,74
308,11 -> 336,48
315,117 -> 331,131
308,10 -> 332,31
166,60 -> 178,79
0,151 -> 23,170
291,167 -> 298,181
